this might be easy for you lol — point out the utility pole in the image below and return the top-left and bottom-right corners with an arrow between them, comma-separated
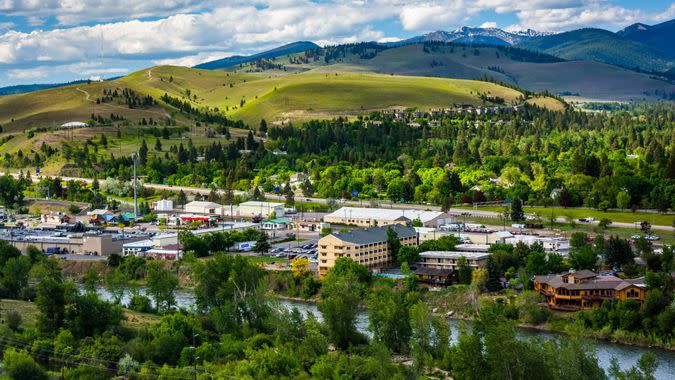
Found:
192,330 -> 199,380
132,153 -> 138,217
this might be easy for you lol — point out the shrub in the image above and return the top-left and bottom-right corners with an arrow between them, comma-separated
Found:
6,310 -> 22,331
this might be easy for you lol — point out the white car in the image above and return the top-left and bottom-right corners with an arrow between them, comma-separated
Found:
630,235 -> 641,240
645,235 -> 660,241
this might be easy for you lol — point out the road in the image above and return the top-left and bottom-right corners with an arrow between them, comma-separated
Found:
5,171 -> 673,232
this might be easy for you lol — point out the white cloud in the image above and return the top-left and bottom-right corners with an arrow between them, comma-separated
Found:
0,0 -> 214,25
154,52 -> 236,67
480,21 -> 498,28
377,37 -> 403,43
8,67 -> 49,79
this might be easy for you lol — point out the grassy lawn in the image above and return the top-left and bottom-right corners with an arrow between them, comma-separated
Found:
0,299 -> 38,328
456,205 -> 674,226
0,298 -> 159,330
460,215 -> 675,245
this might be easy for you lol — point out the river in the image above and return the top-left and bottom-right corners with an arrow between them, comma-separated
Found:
94,286 -> 675,379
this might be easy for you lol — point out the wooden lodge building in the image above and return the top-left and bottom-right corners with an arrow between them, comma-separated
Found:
534,270 -> 646,311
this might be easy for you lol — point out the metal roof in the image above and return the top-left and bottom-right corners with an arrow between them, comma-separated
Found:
326,207 -> 445,223
331,224 -> 417,245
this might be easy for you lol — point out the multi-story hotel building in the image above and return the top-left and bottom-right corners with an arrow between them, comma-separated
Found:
534,270 -> 646,310
318,224 -> 418,277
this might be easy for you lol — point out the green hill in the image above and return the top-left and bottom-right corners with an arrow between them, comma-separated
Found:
516,28 -> 673,72
249,43 -> 675,101
194,41 -> 319,70
0,65 -> 529,130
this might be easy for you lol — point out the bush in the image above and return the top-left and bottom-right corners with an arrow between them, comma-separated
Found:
6,310 -> 22,331
128,294 -> 154,313
3,348 -> 48,380
67,204 -> 82,214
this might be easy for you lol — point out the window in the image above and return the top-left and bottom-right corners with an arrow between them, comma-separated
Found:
627,289 -> 639,298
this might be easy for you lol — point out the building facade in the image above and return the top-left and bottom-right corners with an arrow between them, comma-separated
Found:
534,270 -> 646,310
318,224 -> 418,277
416,251 -> 490,271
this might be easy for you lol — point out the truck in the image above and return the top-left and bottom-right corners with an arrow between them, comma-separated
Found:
45,247 -> 61,255
235,241 -> 257,252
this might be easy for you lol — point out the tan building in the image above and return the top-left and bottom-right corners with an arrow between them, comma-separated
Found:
534,270 -> 646,311
416,251 -> 490,271
318,224 -> 418,277
40,212 -> 71,225
324,207 -> 451,228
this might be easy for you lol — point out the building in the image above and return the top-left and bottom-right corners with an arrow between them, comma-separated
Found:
41,212 -> 71,225
414,267 -> 457,286
416,251 -> 490,271
1,230 -> 146,256
504,235 -> 570,256
184,201 -> 220,214
238,201 -> 285,218
261,218 -> 291,230
153,199 -> 174,212
324,207 -> 451,228
88,209 -> 117,225
534,270 -> 646,311
318,224 -> 418,277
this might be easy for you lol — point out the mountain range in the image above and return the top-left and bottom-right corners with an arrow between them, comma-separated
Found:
398,27 -> 553,46
2,19 -> 674,98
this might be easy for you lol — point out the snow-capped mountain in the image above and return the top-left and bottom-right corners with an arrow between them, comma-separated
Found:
401,26 -> 554,46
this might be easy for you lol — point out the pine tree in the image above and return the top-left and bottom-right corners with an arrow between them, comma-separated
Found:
154,137 -> 162,152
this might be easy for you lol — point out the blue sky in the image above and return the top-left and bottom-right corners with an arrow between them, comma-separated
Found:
0,0 -> 673,87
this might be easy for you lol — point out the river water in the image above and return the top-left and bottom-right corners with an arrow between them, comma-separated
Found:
95,286 -> 675,379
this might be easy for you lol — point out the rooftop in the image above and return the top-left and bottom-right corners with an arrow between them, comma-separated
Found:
326,207 -> 445,223
239,201 -> 284,208
419,251 -> 490,260
330,224 -> 417,245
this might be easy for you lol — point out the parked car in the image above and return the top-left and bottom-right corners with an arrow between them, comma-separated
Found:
645,235 -> 660,241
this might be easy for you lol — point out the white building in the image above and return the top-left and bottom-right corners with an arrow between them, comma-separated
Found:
184,201 -> 221,214
153,199 -> 174,212
324,207 -> 451,228
505,235 -> 570,256
238,201 -> 285,218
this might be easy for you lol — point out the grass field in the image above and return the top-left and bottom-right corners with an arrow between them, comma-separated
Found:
461,205 -> 675,226
0,298 -> 160,330
120,66 -> 525,125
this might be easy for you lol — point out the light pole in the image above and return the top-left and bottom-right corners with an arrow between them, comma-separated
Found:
132,153 -> 138,218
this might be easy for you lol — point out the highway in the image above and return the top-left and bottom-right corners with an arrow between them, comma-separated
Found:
5,171 -> 673,232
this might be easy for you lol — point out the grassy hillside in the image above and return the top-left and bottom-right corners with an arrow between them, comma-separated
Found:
516,28 -> 674,72
256,43 -> 675,101
118,65 -> 524,125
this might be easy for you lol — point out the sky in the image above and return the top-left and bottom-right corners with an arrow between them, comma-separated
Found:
0,0 -> 673,87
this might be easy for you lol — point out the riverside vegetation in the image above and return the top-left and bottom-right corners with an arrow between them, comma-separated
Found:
0,230 -> 671,379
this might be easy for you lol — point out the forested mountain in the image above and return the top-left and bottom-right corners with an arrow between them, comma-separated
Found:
618,19 -> 675,57
516,28 -> 674,72
0,80 -> 89,96
194,41 -> 319,70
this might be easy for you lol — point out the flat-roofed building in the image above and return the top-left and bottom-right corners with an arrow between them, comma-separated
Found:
184,201 -> 221,214
238,201 -> 285,218
416,251 -> 490,271
324,207 -> 451,227
318,224 -> 418,277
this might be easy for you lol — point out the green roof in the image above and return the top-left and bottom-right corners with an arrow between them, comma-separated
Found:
263,218 -> 291,224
